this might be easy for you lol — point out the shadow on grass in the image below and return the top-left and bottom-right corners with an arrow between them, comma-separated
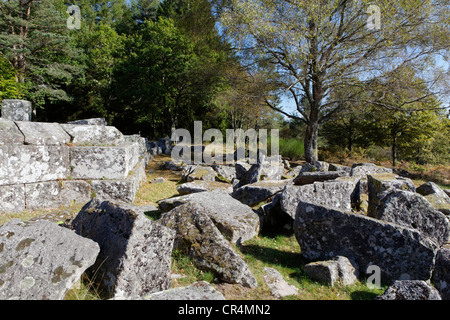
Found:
350,290 -> 380,300
240,243 -> 307,271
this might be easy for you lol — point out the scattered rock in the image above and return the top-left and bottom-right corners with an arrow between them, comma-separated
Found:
159,202 -> 258,288
231,179 -> 293,207
367,173 -> 416,216
376,280 -> 441,300
293,171 -> 347,186
304,256 -> 359,287
177,180 -> 233,195
294,202 -> 438,283
139,281 -> 225,300
0,219 -> 100,300
151,177 -> 166,184
71,198 -> 175,299
212,165 -> 236,182
182,165 -> 217,182
351,163 -> 393,177
263,267 -> 298,298
416,182 -> 450,215
158,190 -> 259,244
1,99 -> 32,121
0,118 -> 24,145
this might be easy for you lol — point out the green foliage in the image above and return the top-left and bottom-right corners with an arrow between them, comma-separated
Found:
0,56 -> 26,100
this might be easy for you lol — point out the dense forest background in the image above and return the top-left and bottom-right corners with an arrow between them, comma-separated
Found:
1,0 -> 449,167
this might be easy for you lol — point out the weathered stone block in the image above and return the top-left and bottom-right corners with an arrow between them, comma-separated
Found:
263,267 -> 298,298
0,145 -> 69,186
304,256 -> 359,287
89,161 -> 146,203
0,219 -> 100,300
0,118 -> 24,145
69,143 -> 139,180
159,201 -> 258,288
416,182 -> 450,215
15,122 -> 71,145
177,180 -> 233,196
351,163 -> 393,177
61,124 -> 124,146
159,190 -> 259,244
71,199 -> 175,299
0,184 -> 25,213
368,189 -> 450,247
293,171 -> 347,185
25,180 -> 91,211
279,180 -> 356,219
231,179 -> 293,207
294,202 -> 438,283
1,99 -> 32,121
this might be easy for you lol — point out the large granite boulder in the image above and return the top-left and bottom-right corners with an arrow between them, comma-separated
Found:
71,199 -> 175,299
434,247 -> 450,300
368,189 -> 450,247
159,202 -> 258,288
0,219 -> 100,300
158,190 -> 259,244
376,280 -> 441,300
231,179 -> 293,207
416,182 -> 450,215
279,180 -> 356,219
367,173 -> 416,216
294,202 -> 438,283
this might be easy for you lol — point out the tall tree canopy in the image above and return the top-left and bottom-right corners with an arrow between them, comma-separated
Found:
220,0 -> 450,163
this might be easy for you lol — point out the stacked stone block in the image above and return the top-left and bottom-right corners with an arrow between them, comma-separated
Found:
0,116 -> 149,213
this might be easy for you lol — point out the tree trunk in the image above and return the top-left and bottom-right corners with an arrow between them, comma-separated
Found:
304,121 -> 319,164
391,124 -> 398,167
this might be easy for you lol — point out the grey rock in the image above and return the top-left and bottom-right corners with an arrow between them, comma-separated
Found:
293,171 -> 348,186
139,281 -> 225,300
1,99 -> 32,121
25,180 -> 91,211
294,202 -> 438,283
162,160 -> 185,171
367,173 -> 416,216
212,165 -> 236,182
0,118 -> 24,145
158,190 -> 259,244
61,124 -> 124,146
69,143 -> 139,180
151,177 -> 166,184
328,163 -> 352,174
369,189 -> 450,247
416,182 -> 450,215
232,179 -> 293,207
182,165 -> 217,182
235,162 -> 252,180
177,180 -> 233,195
71,198 -> 175,299
260,162 -> 285,181
263,267 -> 298,298
15,122 -> 71,145
279,180 -> 356,219
0,219 -> 99,300
0,184 -> 26,213
433,247 -> 450,300
304,256 -> 359,287
0,145 -> 69,186
376,280 -> 441,300
351,163 -> 393,177
159,202 -> 258,288
67,118 -> 107,126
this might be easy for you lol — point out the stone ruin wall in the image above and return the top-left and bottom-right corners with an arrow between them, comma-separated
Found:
0,99 -> 151,213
